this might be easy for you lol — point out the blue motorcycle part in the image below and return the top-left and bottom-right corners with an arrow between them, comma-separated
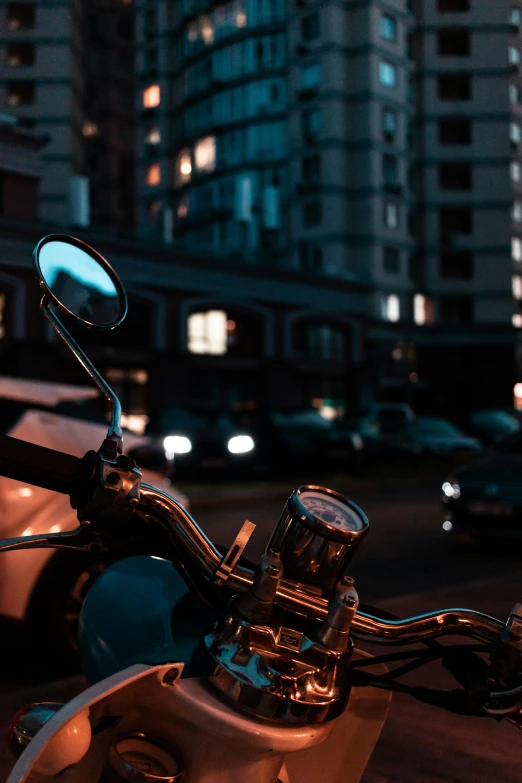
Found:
78,556 -> 216,684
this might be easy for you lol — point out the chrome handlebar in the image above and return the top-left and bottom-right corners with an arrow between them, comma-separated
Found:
139,484 -> 505,645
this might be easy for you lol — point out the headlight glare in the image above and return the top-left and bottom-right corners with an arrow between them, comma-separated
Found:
228,435 -> 255,454
163,435 -> 192,456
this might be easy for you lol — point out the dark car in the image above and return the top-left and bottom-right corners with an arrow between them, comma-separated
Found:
406,416 -> 482,457
465,409 -> 521,447
441,431 -> 522,541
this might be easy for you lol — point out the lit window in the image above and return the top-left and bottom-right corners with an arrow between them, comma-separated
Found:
148,201 -> 161,219
514,200 -> 522,222
380,13 -> 397,41
384,200 -> 399,228
510,84 -> 520,104
511,6 -> 521,26
177,196 -> 189,218
201,15 -> 214,44
414,294 -> 435,325
82,121 -> 98,137
300,63 -> 320,89
379,61 -> 397,87
512,161 -> 521,182
194,136 -> 216,172
7,81 -> 34,105
143,84 -> 160,108
145,126 -> 161,145
382,294 -> 400,322
513,237 -> 522,261
145,163 -> 161,186
236,9 -> 247,27
513,275 -> 522,299
509,46 -> 521,66
514,314 -> 522,327
188,310 -> 227,355
511,122 -> 522,144
176,148 -> 192,185
187,20 -> 199,42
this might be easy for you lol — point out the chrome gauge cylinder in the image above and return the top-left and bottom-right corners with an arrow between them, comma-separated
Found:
268,486 -> 369,592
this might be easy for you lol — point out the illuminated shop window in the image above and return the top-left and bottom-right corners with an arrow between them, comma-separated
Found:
194,136 -> 216,172
143,84 -> 160,108
145,163 -> 161,186
188,310 -> 227,355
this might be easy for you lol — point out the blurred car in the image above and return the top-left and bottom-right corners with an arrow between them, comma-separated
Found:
330,403 -> 420,458
0,377 -> 188,671
405,416 -> 482,457
441,429 -> 522,541
161,405 -> 360,475
465,409 -> 521,446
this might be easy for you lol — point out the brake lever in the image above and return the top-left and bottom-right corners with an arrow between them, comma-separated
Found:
0,523 -> 104,555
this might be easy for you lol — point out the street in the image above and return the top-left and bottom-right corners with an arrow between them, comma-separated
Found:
0,487 -> 521,781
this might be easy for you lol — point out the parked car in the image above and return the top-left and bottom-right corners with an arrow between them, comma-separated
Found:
0,377 -> 188,671
441,430 -> 522,542
330,403 -> 421,459
465,409 -> 521,446
405,416 -> 482,457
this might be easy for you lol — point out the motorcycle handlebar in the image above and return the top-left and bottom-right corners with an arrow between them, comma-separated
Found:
0,435 -> 82,496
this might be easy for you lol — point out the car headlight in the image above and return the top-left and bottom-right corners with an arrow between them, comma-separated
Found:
228,435 -> 255,454
442,480 -> 461,499
163,435 -> 192,457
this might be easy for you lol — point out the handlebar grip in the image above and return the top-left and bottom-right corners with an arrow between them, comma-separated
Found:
0,435 -> 81,495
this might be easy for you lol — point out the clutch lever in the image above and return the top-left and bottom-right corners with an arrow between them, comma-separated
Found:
0,523 -> 105,555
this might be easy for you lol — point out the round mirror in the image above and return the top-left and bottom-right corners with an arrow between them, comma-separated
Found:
33,235 -> 127,329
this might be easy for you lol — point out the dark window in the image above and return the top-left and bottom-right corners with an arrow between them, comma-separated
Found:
438,0 -> 470,10
438,28 -> 470,56
383,153 -> 399,186
6,3 -> 35,29
439,116 -> 471,144
270,82 -> 279,103
438,72 -> 471,99
302,108 -> 322,139
439,297 -> 473,327
303,200 -> 322,226
407,32 -> 415,60
299,243 -> 323,273
383,247 -> 401,274
7,81 -> 35,106
382,107 -> 397,141
439,251 -> 473,278
301,12 -> 320,41
117,19 -> 133,41
302,154 -> 321,181
296,323 -> 345,362
439,206 -> 473,236
0,172 -> 38,220
6,43 -> 34,66
438,162 -> 472,189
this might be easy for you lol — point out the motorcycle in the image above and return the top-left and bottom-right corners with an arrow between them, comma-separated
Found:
0,233 -> 521,783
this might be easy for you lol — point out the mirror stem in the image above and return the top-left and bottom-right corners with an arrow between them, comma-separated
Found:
41,297 -> 123,455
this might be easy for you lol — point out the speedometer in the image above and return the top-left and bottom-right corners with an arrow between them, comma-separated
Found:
299,489 -> 365,534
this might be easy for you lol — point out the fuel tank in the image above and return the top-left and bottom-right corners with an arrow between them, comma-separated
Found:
78,556 -> 216,684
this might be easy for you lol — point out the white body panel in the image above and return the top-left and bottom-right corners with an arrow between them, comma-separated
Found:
0,410 -> 188,621
7,654 -> 391,783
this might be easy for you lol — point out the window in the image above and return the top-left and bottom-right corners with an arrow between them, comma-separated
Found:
301,12 -> 320,41
194,136 -> 216,172
302,154 -> 321,182
300,63 -> 320,89
439,251 -> 473,278
145,163 -> 161,186
299,243 -> 323,273
82,121 -> 98,137
383,153 -> 398,186
512,237 -> 522,261
513,200 -> 522,222
512,161 -> 522,182
439,206 -> 472,236
6,3 -> 34,29
439,116 -> 471,144
302,108 -> 322,139
437,0 -> 470,10
177,196 -> 189,219
380,13 -> 397,41
511,122 -> 522,145
382,294 -> 400,322
176,149 -> 192,185
513,275 -> 522,299
379,61 -> 397,87
414,294 -> 435,325
6,43 -> 34,67
384,200 -> 399,228
143,84 -> 160,108
513,314 -> 522,327
383,107 -> 397,141
303,200 -> 322,226
438,162 -> 472,189
383,247 -> 401,274
510,83 -> 520,104
511,6 -> 521,26
188,311 -> 227,355
306,325 -> 344,361
145,127 -> 161,145
407,32 -> 415,60
439,297 -> 473,327
510,46 -> 521,66
438,73 -> 471,99
7,81 -> 34,105
438,28 -> 470,56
